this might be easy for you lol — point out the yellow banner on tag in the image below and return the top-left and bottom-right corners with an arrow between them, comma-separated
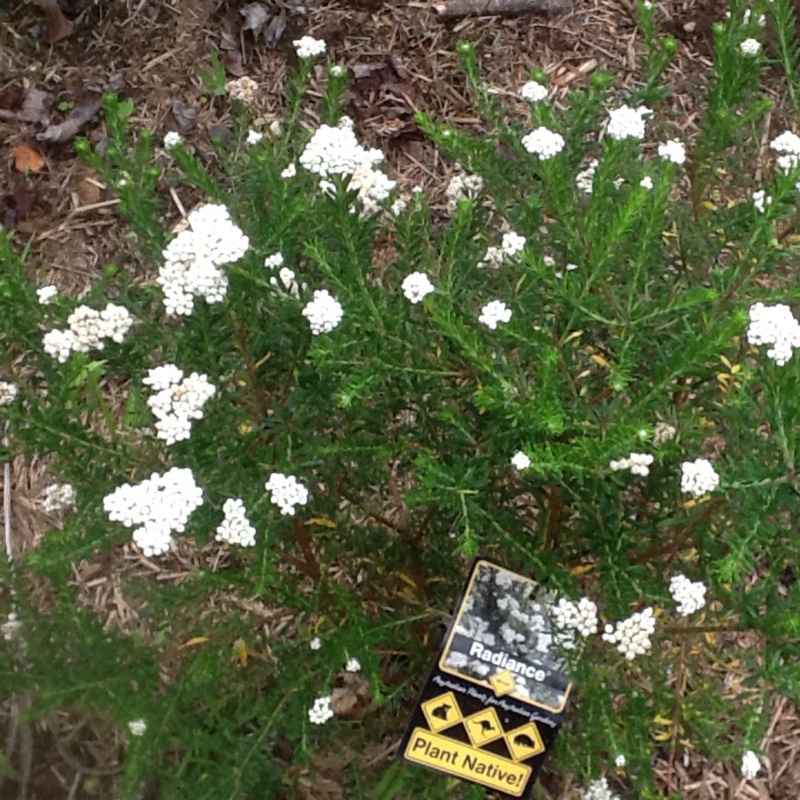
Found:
404,728 -> 531,797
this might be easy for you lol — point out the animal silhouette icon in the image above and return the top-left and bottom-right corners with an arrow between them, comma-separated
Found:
477,720 -> 495,734
513,733 -> 537,749
431,703 -> 451,721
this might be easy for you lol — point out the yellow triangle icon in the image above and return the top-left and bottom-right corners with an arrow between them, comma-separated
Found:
489,669 -> 517,697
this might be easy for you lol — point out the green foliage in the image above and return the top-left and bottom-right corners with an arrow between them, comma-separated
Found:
1,3 -> 800,798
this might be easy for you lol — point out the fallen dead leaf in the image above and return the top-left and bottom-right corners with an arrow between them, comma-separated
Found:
21,87 -> 52,124
263,11 -> 286,49
330,671 -> 375,720
166,98 -> 198,134
3,172 -> 38,228
38,0 -> 74,44
240,2 -> 271,37
73,165 -> 102,206
37,90 -> 103,144
13,144 -> 46,173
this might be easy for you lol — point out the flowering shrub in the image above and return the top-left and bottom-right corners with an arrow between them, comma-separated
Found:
2,2 -> 800,798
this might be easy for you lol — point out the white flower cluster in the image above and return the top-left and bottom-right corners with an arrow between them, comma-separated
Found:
520,80 -> 548,102
310,636 -> 322,650
127,719 -> 147,737
272,267 -> 304,298
300,118 -> 382,178
43,483 -> 76,512
747,302 -> 800,366
741,750 -> 760,779
752,189 -> 772,214
657,139 -> 686,165
37,285 -> 58,305
246,129 -> 263,146
226,76 -> 259,105
158,204 -> 249,316
680,458 -> 720,498
521,126 -> 565,160
445,171 -> 484,212
669,574 -> 707,616
479,300 -> 512,330
602,607 -> 656,660
606,105 -> 652,141
576,159 -> 598,194
143,365 -> 216,445
401,271 -> 435,304
770,130 -> 800,173
614,754 -> 626,769
511,451 -> 530,471
345,658 -> 361,672
308,695 -> 334,725
299,119 -> 396,215
551,597 -> 599,636
0,381 -> 18,406
215,498 -> 256,547
293,35 -> 326,59
265,472 -> 309,516
264,253 -> 284,270
301,289 -> 343,335
640,176 -> 653,190
281,163 -> 297,179
653,421 -> 677,446
163,131 -> 182,149
480,231 -> 526,268
609,452 -> 654,477
740,38 -> 762,56
583,777 -> 620,800
742,9 -> 766,26
43,303 -> 134,363
103,467 -> 203,557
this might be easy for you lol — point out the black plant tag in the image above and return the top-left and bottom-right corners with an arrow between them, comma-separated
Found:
398,559 -> 572,798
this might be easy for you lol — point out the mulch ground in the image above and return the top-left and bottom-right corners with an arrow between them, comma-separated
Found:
1,0 -> 799,798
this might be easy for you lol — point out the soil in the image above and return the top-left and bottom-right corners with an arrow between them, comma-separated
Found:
1,0 -> 799,798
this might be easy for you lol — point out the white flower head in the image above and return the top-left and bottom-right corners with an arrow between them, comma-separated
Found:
227,76 -> 259,105
522,126 -> 565,160
614,754 -> 626,769
215,498 -> 256,547
607,105 -> 651,141
37,285 -> 58,305
609,452 -> 654,477
264,253 -> 284,270
345,658 -> 361,673
310,636 -> 322,651
602,607 -> 656,660
640,176 -> 654,190
401,272 -> 434,304
163,131 -> 182,150
511,451 -> 531,471
143,365 -> 216,445
308,695 -> 334,725
293,36 -> 326,59
747,302 -> 800,365
551,596 -> 599,636
680,458 -> 720,498
128,719 -> 147,737
669,574 -> 707,616
740,38 -> 762,57
0,382 -> 18,406
265,472 -> 309,516
281,163 -> 297,179
158,203 -> 249,316
479,300 -> 512,330
329,64 -> 346,78
657,139 -> 686,165
246,129 -> 263,146
103,467 -> 204,557
446,171 -> 484,212
583,776 -> 620,800
653,421 -> 677,446
43,483 -> 76,512
302,289 -> 343,335
520,80 -> 548,103
752,189 -> 772,214
741,750 -> 760,779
